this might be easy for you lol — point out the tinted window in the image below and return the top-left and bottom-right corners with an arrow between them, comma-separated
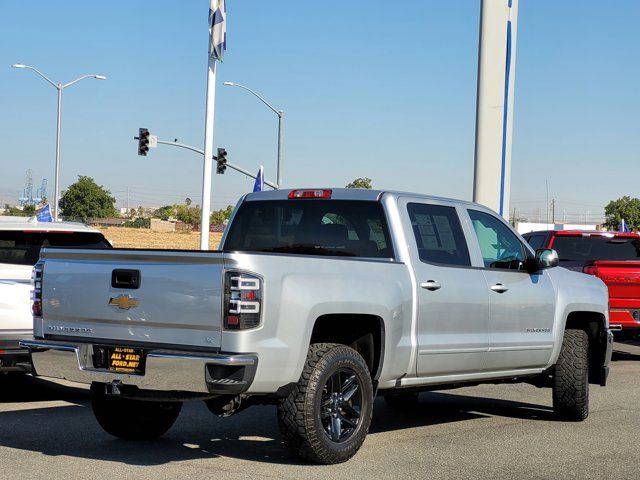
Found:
552,235 -> 640,262
224,200 -> 393,258
407,203 -> 471,266
468,210 -> 527,270
525,234 -> 547,251
0,231 -> 111,266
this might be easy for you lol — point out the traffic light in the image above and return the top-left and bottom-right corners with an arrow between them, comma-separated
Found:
138,128 -> 150,156
216,147 -> 227,174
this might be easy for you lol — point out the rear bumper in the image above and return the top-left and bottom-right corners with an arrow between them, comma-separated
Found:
609,309 -> 640,331
20,339 -> 257,395
0,330 -> 33,350
0,330 -> 32,372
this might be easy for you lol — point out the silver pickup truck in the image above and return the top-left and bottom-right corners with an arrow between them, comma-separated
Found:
22,188 -> 613,464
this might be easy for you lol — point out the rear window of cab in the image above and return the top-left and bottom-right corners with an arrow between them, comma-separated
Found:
223,200 -> 394,259
0,231 -> 111,266
552,235 -> 640,261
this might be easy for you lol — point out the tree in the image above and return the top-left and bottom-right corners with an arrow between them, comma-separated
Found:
174,203 -> 201,225
124,217 -> 151,228
154,205 -> 175,221
210,205 -> 234,225
604,196 -> 640,231
3,204 -> 31,216
58,176 -> 117,221
345,177 -> 372,189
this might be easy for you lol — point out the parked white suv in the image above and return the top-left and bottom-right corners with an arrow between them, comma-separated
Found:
0,218 -> 110,372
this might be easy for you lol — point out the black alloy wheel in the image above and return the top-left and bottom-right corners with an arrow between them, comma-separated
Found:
277,343 -> 374,464
320,368 -> 364,443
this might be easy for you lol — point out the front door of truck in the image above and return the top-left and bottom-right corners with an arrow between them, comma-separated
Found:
400,198 -> 490,378
464,209 -> 556,371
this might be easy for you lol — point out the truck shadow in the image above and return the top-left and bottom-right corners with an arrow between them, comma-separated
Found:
612,350 -> 640,362
0,374 -> 89,403
0,377 -> 556,466
371,391 -> 555,434
612,340 -> 640,362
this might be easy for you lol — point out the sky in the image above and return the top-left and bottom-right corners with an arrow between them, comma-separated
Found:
0,1 -> 638,223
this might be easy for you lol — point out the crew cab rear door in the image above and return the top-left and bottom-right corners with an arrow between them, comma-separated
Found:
398,197 -> 490,377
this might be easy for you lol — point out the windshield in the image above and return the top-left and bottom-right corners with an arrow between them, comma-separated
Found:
552,235 -> 640,262
0,231 -> 111,266
224,200 -> 393,259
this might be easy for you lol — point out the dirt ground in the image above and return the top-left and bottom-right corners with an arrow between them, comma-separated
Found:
99,227 -> 224,250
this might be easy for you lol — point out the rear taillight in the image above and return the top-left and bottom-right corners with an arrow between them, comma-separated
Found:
583,264 -> 598,276
223,272 -> 262,330
31,262 -> 44,317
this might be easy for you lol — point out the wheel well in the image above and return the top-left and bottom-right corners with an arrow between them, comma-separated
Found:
565,311 -> 607,385
310,314 -> 384,380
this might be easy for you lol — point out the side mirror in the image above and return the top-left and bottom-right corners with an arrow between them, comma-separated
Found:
535,248 -> 559,269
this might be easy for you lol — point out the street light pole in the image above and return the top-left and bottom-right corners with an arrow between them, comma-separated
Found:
54,87 -> 62,222
223,82 -> 284,187
12,64 -> 106,221
276,110 -> 284,188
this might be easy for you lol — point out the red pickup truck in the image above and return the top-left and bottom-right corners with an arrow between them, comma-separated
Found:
523,230 -> 640,339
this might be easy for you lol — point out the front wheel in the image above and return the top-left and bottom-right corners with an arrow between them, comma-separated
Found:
277,343 -> 374,464
553,329 -> 589,421
90,383 -> 182,440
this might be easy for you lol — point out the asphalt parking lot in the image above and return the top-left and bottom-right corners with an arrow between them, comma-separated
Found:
1,341 -> 639,480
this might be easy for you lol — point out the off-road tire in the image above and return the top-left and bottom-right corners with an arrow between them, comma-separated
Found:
277,343 -> 374,464
553,329 -> 589,421
384,391 -> 420,410
90,383 -> 182,440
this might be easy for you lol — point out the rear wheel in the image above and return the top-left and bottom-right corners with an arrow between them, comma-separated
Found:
553,329 -> 589,421
277,343 -> 374,464
90,383 -> 182,440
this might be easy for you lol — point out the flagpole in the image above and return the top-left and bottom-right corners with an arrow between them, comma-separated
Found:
200,57 -> 216,250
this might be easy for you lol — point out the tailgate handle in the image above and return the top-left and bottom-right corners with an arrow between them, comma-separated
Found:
111,269 -> 140,289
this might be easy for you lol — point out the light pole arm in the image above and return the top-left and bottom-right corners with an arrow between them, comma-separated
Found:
153,139 -> 279,189
22,66 -> 58,89
226,83 -> 281,116
62,74 -> 102,89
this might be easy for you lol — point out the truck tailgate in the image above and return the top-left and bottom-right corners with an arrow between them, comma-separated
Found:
37,248 -> 224,350
590,260 -> 640,307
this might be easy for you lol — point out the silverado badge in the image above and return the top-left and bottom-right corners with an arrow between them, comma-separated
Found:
108,294 -> 140,310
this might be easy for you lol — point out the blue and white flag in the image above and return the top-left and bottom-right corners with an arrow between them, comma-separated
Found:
619,218 -> 630,233
253,166 -> 264,192
209,0 -> 227,61
36,204 -> 52,222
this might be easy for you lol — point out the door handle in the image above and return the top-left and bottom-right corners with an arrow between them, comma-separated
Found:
421,280 -> 441,291
490,283 -> 508,293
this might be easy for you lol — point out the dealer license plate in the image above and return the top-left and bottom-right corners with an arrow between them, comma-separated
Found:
107,346 -> 145,374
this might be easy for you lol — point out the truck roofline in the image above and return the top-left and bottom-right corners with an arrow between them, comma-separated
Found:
244,188 -> 483,209
525,230 -> 640,238
0,219 -> 100,234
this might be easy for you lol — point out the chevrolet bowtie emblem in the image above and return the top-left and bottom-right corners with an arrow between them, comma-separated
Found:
108,295 -> 140,310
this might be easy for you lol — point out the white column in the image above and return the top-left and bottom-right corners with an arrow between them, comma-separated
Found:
473,0 -> 519,218
200,58 -> 217,250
